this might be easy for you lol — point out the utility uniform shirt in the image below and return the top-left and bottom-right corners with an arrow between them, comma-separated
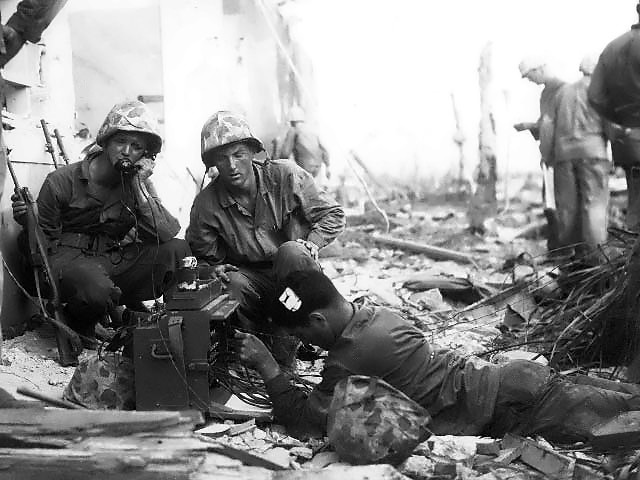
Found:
265,306 -> 501,437
589,24 -> 640,128
279,123 -> 329,176
537,78 -> 565,165
186,160 -> 345,266
37,148 -> 180,254
550,76 -> 608,163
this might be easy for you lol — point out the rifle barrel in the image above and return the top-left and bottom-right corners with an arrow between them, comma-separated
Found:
53,128 -> 70,165
6,157 -> 20,190
40,119 -> 59,169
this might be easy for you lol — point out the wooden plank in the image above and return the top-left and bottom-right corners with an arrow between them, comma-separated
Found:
228,419 -> 256,436
208,444 -> 289,471
273,465 -> 411,480
208,402 -> 273,423
591,411 -> 640,450
0,446 -> 272,480
371,233 -> 476,264
0,409 -> 200,437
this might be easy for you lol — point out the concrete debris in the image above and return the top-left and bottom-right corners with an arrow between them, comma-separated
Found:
306,451 -> 341,469
3,195 -> 636,478
492,350 -> 548,366
290,447 -> 314,460
591,411 -> 640,450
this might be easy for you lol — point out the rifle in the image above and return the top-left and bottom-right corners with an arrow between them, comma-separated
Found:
53,128 -> 70,165
6,157 -> 82,366
40,119 -> 59,168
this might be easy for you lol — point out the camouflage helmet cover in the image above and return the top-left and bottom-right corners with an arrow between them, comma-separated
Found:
63,353 -> 136,410
96,100 -> 163,155
518,55 -> 547,78
579,54 -> 599,76
328,375 -> 432,465
201,111 -> 265,166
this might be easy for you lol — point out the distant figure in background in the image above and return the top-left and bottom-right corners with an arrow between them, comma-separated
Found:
514,56 -> 565,253
548,55 -> 610,263
589,4 -> 640,231
278,106 -> 330,180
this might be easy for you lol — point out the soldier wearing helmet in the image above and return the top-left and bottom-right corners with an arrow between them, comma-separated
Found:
547,55 -> 610,263
186,111 -> 345,367
514,56 -> 565,253
277,105 -> 330,180
589,3 -> 640,230
12,101 -> 190,353
514,56 -> 565,161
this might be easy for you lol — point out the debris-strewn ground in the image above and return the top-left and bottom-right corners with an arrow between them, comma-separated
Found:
0,179 -> 631,478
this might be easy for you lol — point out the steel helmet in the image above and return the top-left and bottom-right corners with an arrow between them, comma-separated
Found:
96,100 -> 162,155
289,105 -> 305,122
519,55 -> 546,78
579,54 -> 598,76
200,111 -> 264,166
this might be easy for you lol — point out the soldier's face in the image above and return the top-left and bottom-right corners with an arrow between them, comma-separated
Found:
106,131 -> 148,167
211,142 -> 255,189
524,67 -> 545,85
287,314 -> 335,350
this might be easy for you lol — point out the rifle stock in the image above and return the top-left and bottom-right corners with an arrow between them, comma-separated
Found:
6,158 -> 81,366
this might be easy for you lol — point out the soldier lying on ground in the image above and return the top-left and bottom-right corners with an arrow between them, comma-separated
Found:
186,111 -> 345,367
234,269 -> 640,443
11,101 -> 190,351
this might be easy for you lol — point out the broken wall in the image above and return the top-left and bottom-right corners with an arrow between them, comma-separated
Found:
0,0 -> 77,333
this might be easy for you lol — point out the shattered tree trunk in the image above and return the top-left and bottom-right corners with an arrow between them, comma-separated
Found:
450,93 -> 469,197
468,42 -> 498,232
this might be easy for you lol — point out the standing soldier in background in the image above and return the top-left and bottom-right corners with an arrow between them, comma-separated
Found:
277,106 -> 331,181
548,55 -> 611,264
589,3 -> 640,231
514,56 -> 565,253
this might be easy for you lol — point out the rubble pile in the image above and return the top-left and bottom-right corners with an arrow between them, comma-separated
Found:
3,185 -> 640,478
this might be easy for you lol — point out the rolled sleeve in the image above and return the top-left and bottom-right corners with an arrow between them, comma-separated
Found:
290,167 -> 345,248
185,196 -> 227,265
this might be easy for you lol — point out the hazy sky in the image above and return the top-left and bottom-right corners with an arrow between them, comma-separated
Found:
281,0 -> 639,184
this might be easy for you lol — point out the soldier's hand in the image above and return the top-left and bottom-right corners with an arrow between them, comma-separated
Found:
513,122 -> 528,132
232,330 -> 280,380
135,157 -> 155,181
213,263 -> 239,283
0,25 -> 25,68
10,192 -> 27,226
296,239 -> 319,261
